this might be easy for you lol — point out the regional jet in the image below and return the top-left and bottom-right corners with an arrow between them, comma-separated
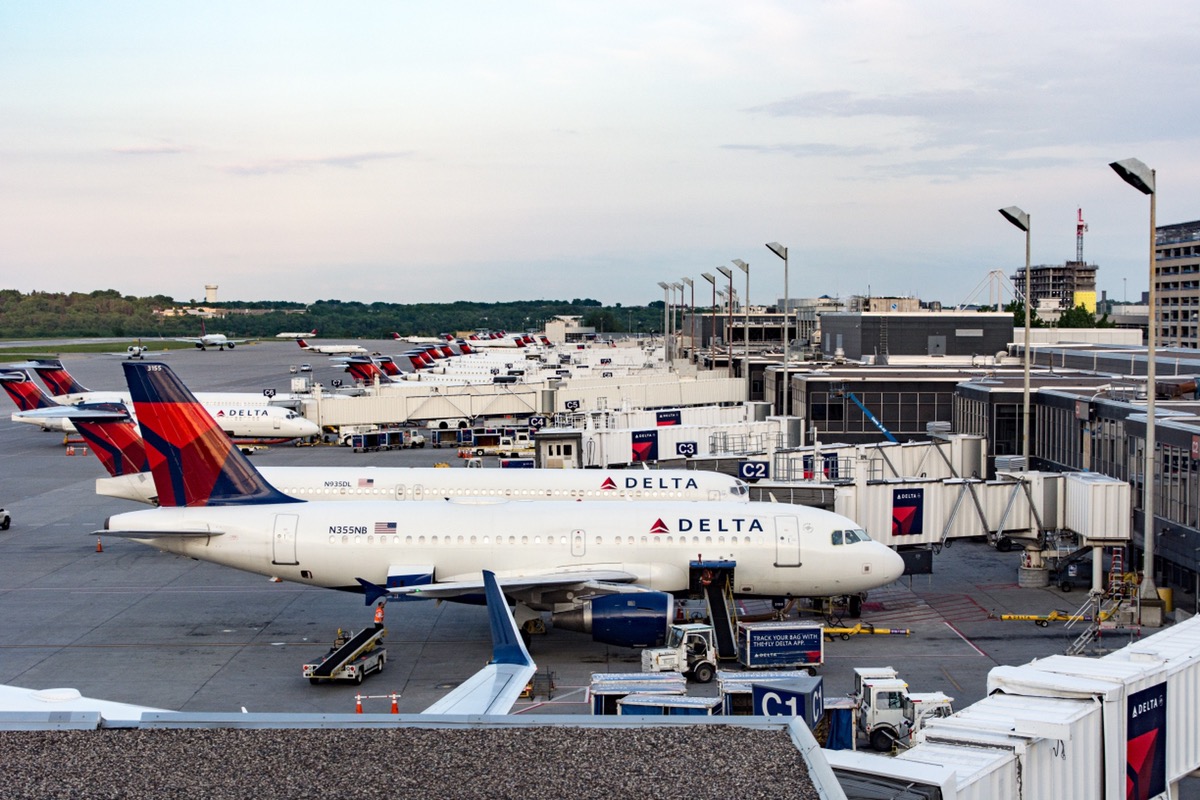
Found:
276,329 -> 318,339
98,362 -> 905,650
174,322 -> 248,351
296,339 -> 368,356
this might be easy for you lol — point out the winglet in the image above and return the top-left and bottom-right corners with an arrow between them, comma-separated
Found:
122,362 -> 299,507
483,570 -> 534,667
356,577 -> 390,606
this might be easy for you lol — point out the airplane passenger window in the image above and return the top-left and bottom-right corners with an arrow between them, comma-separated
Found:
458,536 -> 465,544
614,538 -> 621,546
595,536 -> 602,545
521,536 -> 528,545
641,536 -> 648,545
367,535 -> 374,544
418,536 -> 425,544
405,536 -> 412,544
392,535 -> 399,544
328,535 -> 336,544
705,537 -> 712,545
469,535 -> 477,544
534,536 -> 541,544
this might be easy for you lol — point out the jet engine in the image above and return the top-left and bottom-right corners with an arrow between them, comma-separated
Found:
551,591 -> 673,648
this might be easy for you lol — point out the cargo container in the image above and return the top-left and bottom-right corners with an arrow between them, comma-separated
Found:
615,693 -> 723,716
735,621 -> 824,670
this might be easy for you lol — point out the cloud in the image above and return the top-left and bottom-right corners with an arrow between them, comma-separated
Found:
721,142 -> 883,159
110,143 -> 192,155
221,151 -> 415,176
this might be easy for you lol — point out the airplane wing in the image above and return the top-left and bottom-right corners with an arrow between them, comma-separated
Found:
421,570 -> 536,716
172,337 -> 204,345
356,568 -> 640,604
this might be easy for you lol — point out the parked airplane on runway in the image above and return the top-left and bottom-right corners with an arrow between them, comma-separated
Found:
296,339 -> 368,356
0,365 -> 319,440
276,329 -> 318,340
98,362 -> 904,649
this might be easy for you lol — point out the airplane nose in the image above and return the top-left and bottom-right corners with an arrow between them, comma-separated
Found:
880,546 -> 906,584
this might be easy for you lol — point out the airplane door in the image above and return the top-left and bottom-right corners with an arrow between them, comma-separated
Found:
272,414 -> 281,431
272,514 -> 299,565
571,529 -> 586,557
708,489 -> 721,501
775,515 -> 800,567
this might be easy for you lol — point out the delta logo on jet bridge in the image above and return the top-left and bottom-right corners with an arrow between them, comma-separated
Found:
649,517 -> 765,534
601,476 -> 701,491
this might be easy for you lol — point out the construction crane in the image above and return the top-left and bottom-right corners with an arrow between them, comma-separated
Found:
831,385 -> 899,444
1076,208 -> 1088,263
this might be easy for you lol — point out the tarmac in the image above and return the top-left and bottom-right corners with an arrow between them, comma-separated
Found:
0,341 -> 1170,716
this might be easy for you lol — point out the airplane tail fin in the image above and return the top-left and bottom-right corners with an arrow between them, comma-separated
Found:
122,362 -> 299,507
374,357 -> 402,377
30,359 -> 90,396
296,339 -> 309,349
0,370 -> 61,410
344,358 -> 388,383
66,403 -> 149,477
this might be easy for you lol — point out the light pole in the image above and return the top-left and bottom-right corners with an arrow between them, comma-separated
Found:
767,242 -> 789,429
701,272 -> 717,370
733,260 -> 751,402
1111,156 -> 1159,604
672,282 -> 684,361
682,277 -> 694,359
657,281 -> 671,364
717,266 -> 734,380
999,206 -> 1032,469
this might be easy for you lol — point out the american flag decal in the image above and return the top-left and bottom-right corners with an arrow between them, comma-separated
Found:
359,478 -> 375,487
375,521 -> 397,535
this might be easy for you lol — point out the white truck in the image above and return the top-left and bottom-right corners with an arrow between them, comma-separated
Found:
853,667 -> 955,752
641,623 -> 719,684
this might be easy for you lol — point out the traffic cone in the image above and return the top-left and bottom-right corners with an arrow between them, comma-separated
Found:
390,694 -> 399,714
355,694 -> 363,714
65,446 -> 75,456
96,538 -> 103,553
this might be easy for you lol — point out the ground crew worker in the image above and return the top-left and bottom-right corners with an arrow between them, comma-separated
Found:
374,602 -> 385,629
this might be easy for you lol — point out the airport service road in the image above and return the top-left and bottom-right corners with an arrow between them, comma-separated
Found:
0,346 -> 1154,715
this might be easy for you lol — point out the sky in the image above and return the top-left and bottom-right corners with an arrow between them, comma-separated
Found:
2,1 -> 1199,308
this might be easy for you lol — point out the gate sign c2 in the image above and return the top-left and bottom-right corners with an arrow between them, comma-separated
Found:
676,441 -> 698,457
738,461 -> 769,481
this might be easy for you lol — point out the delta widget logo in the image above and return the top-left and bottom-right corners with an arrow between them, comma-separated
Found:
649,519 -> 670,534
600,477 -> 618,491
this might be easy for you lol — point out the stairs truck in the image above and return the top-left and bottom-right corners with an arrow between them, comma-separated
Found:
853,667 -> 955,752
302,627 -> 387,685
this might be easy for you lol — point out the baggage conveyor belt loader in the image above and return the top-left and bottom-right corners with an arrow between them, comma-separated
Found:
302,627 -> 387,685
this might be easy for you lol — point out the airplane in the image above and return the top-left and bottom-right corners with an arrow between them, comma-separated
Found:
98,361 -> 905,650
0,365 -> 320,441
296,339 -> 368,356
276,329 -> 318,340
174,321 -> 248,351
391,332 -> 445,345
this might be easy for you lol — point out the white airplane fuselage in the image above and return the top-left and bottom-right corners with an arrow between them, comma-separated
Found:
14,392 -> 318,439
105,499 -> 904,601
97,466 -> 751,505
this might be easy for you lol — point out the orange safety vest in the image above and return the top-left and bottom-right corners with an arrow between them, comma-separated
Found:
374,605 -> 385,624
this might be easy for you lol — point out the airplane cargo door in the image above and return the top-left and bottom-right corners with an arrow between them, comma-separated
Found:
571,529 -> 586,557
272,514 -> 299,565
775,515 -> 800,567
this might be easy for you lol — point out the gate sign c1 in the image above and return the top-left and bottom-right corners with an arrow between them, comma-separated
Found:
738,460 -> 769,481
528,415 -> 547,429
751,677 -> 824,729
565,400 -> 581,411
676,441 -> 698,457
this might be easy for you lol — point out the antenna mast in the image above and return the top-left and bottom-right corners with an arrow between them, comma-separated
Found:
1076,207 -> 1088,263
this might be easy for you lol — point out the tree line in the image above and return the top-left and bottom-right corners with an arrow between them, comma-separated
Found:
0,290 -> 670,339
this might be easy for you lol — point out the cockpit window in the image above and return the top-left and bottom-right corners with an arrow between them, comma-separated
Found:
730,482 -> 749,497
831,530 -> 844,545
844,529 -> 871,543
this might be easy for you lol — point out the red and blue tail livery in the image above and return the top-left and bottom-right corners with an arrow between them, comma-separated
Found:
30,359 -> 90,396
65,404 -> 148,478
0,370 -> 60,411
122,362 -> 299,508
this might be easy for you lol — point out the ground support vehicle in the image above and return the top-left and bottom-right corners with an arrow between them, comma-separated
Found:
641,623 -> 720,683
853,667 -> 955,752
0,507 -> 9,530
302,627 -> 387,685
735,621 -> 825,672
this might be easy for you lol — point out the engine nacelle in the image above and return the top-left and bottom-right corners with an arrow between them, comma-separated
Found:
552,591 -> 673,648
